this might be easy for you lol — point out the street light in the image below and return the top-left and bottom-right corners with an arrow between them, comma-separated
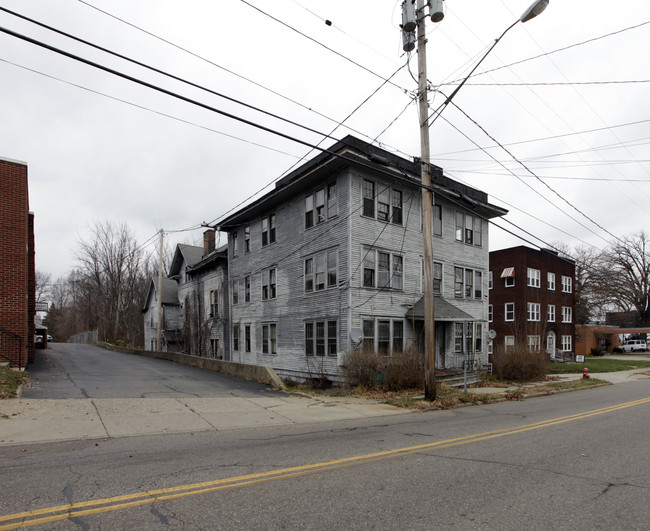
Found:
409,0 -> 549,400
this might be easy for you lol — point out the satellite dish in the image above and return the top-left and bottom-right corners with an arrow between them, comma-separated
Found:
350,328 -> 363,344
488,329 -> 497,340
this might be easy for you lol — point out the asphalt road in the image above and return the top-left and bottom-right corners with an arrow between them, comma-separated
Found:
23,343 -> 281,399
1,377 -> 649,529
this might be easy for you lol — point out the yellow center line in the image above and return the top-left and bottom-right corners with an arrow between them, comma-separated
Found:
2,397 -> 649,529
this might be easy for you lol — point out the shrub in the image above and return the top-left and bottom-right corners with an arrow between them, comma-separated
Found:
491,343 -> 548,382
340,346 -> 423,391
590,347 -> 605,357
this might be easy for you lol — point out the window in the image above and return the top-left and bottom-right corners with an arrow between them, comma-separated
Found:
548,304 -> 556,323
262,323 -> 277,354
362,319 -> 404,355
233,324 -> 240,352
306,320 -> 337,357
488,304 -> 493,322
262,268 -> 276,300
362,247 -> 403,290
362,179 -> 402,224
433,262 -> 442,295
489,271 -> 493,290
392,190 -> 403,225
562,275 -> 572,293
455,212 -> 482,246
245,325 -> 251,352
505,276 -> 515,288
306,184 -> 338,229
528,336 -> 541,352
527,302 -> 541,322
527,268 -> 541,288
209,290 -> 218,317
454,323 -> 463,352
305,249 -> 338,292
505,336 -> 515,351
505,303 -> 515,322
244,275 -> 251,302
548,272 -> 556,291
455,267 -> 483,299
475,323 -> 483,352
502,267 -> 515,287
262,214 -> 276,246
433,204 -> 442,236
562,306 -> 572,323
561,335 -> 572,352
244,226 -> 250,253
232,279 -> 239,305
362,179 -> 375,218
210,339 -> 219,357
232,232 -> 238,257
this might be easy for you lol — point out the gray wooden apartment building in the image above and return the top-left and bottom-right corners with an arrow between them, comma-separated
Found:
217,136 -> 506,381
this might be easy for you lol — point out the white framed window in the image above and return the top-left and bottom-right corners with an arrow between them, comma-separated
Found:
209,289 -> 218,318
488,304 -> 493,322
244,325 -> 251,352
505,335 -> 515,351
362,180 -> 402,225
548,304 -> 556,323
527,335 -> 541,352
233,324 -> 240,352
562,306 -> 572,323
547,272 -> 556,291
455,211 -> 482,246
232,279 -> 239,305
262,267 -> 277,300
488,271 -> 493,290
505,276 -> 515,288
455,267 -> 483,299
454,323 -> 463,353
527,302 -> 541,322
232,231 -> 238,257
305,249 -> 338,292
262,214 -> 276,246
244,226 -> 250,253
505,302 -> 515,322
262,323 -> 277,355
363,247 -> 403,290
361,318 -> 404,355
244,275 -> 251,303
562,275 -> 572,293
501,267 -> 515,287
433,204 -> 442,236
527,268 -> 541,288
305,320 -> 338,357
561,335 -> 572,352
306,182 -> 338,228
475,323 -> 483,352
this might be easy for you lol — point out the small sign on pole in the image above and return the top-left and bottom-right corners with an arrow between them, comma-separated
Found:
576,355 -> 585,363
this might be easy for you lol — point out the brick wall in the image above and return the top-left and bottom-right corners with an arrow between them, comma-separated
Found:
0,158 -> 31,367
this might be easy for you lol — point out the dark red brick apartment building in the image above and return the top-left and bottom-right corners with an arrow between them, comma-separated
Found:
489,246 -> 575,356
0,157 -> 35,368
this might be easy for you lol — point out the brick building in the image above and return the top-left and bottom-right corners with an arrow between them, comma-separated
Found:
489,246 -> 575,357
0,157 -> 35,368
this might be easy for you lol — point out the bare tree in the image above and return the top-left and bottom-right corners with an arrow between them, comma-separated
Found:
35,270 -> 52,304
603,230 -> 650,326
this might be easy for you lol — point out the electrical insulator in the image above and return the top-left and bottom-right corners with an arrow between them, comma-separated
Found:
429,0 -> 444,23
402,30 -> 416,52
401,0 -> 416,33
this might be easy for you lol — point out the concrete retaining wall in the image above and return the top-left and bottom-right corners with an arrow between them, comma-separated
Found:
98,343 -> 286,390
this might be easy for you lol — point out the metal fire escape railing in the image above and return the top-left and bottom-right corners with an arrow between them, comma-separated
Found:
0,326 -> 23,371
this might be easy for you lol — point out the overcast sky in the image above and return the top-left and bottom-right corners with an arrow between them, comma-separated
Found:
1,0 -> 649,282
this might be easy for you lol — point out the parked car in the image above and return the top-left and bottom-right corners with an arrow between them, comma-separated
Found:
47,335 -> 53,342
621,339 -> 647,352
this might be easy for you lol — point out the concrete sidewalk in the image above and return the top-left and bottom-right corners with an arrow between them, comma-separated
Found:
0,394 -> 407,446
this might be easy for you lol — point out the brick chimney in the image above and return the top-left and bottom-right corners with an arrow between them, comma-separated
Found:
203,229 -> 215,255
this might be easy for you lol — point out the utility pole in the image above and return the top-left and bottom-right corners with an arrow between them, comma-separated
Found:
156,229 -> 164,351
417,0 -> 436,400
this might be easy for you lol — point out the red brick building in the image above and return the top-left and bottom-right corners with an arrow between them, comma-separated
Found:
0,157 -> 35,368
489,246 -> 575,356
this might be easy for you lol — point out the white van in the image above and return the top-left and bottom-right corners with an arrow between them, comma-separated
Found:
621,340 -> 647,352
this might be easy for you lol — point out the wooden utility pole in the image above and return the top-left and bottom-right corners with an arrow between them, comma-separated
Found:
156,229 -> 164,351
416,0 -> 436,400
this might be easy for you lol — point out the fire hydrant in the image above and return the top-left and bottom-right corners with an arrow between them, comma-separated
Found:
583,367 -> 590,379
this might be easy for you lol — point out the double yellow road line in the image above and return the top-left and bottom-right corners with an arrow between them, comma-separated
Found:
2,397 -> 649,529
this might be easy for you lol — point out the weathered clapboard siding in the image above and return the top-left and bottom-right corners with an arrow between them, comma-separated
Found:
221,136 -> 504,378
228,171 -> 350,378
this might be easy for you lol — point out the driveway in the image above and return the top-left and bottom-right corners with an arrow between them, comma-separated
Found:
23,343 -> 281,399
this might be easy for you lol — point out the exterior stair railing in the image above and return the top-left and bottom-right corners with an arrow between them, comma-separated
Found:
0,326 -> 23,371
